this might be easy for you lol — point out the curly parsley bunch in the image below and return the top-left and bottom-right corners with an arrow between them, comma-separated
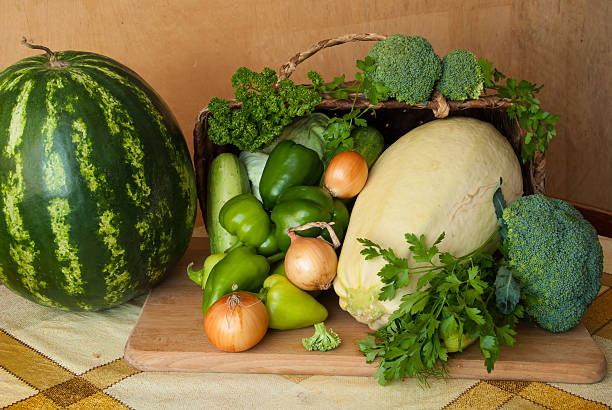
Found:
207,68 -> 323,152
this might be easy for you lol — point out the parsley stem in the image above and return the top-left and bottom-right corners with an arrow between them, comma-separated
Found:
403,227 -> 499,275
433,297 -> 445,318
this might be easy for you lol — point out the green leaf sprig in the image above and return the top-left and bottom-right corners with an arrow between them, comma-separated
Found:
319,56 -> 389,156
356,230 -> 524,386
478,58 -> 560,163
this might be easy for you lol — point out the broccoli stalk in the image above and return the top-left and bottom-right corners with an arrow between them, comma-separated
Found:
302,322 -> 341,352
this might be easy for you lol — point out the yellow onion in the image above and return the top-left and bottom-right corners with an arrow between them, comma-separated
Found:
324,151 -> 368,198
285,222 -> 341,291
204,287 -> 268,352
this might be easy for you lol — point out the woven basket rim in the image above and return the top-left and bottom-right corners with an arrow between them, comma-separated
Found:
197,92 -> 514,122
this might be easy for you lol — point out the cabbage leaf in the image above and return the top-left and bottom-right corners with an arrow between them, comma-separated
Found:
239,151 -> 268,201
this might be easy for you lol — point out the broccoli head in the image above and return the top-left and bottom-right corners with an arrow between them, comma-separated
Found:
366,34 -> 442,104
436,49 -> 484,101
502,195 -> 603,332
302,322 -> 341,352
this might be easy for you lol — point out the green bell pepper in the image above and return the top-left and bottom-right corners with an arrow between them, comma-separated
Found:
321,199 -> 350,243
270,260 -> 286,276
259,140 -> 323,209
219,193 -> 270,248
202,246 -> 270,313
271,185 -> 347,251
277,186 -> 334,211
187,253 -> 226,288
271,199 -> 332,251
259,274 -> 328,330
256,226 -> 280,256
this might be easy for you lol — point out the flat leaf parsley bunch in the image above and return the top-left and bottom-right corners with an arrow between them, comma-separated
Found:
357,230 -> 524,386
478,59 -> 560,163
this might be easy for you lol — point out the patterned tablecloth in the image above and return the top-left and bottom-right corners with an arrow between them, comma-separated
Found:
1,232 -> 612,409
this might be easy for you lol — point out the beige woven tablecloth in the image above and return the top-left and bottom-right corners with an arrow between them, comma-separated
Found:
1,233 -> 612,409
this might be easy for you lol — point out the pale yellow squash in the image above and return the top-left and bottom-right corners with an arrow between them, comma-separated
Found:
333,117 -> 523,330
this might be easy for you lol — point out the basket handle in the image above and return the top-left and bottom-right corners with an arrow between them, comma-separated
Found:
277,33 -> 451,119
277,33 -> 388,81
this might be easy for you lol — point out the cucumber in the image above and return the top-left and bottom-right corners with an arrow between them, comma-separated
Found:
206,153 -> 250,253
324,126 -> 385,169
351,126 -> 385,168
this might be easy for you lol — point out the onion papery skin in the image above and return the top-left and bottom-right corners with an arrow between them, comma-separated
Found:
285,235 -> 338,291
324,151 -> 368,199
204,292 -> 268,352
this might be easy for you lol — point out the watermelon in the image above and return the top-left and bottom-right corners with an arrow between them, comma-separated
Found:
0,48 -> 197,311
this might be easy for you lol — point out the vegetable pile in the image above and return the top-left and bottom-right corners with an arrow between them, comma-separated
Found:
192,33 -> 602,387
192,108 -> 374,353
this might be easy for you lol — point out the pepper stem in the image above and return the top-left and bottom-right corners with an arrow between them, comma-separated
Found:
266,252 -> 286,264
224,241 -> 243,253
288,221 -> 341,249
21,37 -> 67,68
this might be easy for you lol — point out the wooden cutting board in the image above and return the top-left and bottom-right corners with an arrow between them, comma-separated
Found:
124,236 -> 607,383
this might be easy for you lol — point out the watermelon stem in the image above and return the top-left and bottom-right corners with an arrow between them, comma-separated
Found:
21,37 -> 68,68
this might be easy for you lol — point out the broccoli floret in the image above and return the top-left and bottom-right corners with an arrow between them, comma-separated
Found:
366,34 -> 442,104
302,322 -> 341,351
436,49 -> 484,101
502,195 -> 603,332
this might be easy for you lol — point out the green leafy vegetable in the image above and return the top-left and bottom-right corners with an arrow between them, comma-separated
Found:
356,231 -> 523,386
494,265 -> 521,315
261,113 -> 329,159
492,177 -> 508,241
320,57 -> 389,157
207,61 -> 387,156
239,150 -> 268,201
207,67 -> 323,151
478,58 -> 560,163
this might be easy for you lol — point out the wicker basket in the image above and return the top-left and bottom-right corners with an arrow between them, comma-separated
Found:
193,33 -> 546,226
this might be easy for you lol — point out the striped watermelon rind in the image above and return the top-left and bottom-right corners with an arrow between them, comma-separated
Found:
0,51 -> 197,311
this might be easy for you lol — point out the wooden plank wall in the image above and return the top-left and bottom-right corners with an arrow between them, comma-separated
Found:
0,0 -> 610,226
